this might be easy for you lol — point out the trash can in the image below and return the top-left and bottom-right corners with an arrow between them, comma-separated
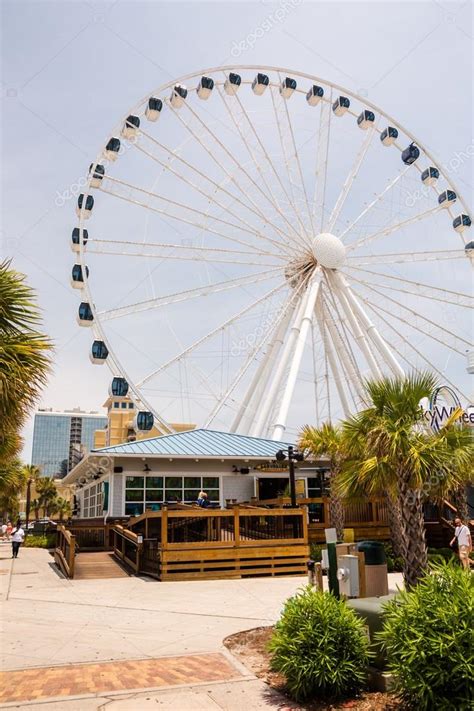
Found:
357,541 -> 389,597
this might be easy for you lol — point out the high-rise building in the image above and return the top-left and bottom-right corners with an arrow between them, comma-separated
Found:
31,409 -> 108,477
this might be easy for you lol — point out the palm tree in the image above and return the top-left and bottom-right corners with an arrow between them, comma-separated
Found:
51,497 -> 72,521
0,260 -> 52,467
299,423 -> 348,541
35,478 -> 58,517
0,459 -> 28,520
337,372 -> 474,588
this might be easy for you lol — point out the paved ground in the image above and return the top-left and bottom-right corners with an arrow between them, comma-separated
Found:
0,544 -> 404,709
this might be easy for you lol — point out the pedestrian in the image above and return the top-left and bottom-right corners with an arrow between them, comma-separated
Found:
1,522 -> 7,540
6,521 -> 13,541
450,517 -> 472,570
196,491 -> 209,508
11,520 -> 25,559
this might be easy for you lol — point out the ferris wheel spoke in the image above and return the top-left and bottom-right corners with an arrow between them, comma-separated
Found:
353,286 -> 467,356
102,174 -> 271,243
319,288 -> 365,407
97,268 -> 283,321
326,121 -> 378,233
347,205 -> 443,253
315,297 -> 350,418
349,279 -> 472,352
345,265 -> 474,309
90,237 -> 281,259
271,79 -> 315,238
133,139 -> 281,251
361,297 -> 469,401
313,96 -> 332,232
204,288 -> 299,428
339,166 -> 411,240
96,186 -> 283,262
168,99 -> 297,254
217,79 -> 310,249
136,281 -> 288,388
346,249 -> 467,266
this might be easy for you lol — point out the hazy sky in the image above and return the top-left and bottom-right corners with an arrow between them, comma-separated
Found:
1,0 -> 472,460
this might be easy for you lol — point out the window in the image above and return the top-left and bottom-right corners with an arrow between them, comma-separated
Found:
82,482 -> 104,517
307,469 -> 331,498
124,474 -> 221,513
128,403 -> 134,409
121,402 -> 127,409
113,402 -> 119,408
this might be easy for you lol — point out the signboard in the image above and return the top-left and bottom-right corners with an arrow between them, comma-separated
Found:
419,386 -> 474,432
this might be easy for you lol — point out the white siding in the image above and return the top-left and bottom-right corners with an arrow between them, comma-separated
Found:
111,473 -> 124,516
222,475 -> 254,503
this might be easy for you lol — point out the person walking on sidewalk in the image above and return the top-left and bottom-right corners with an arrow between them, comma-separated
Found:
450,517 -> 472,570
6,521 -> 13,541
11,520 -> 25,559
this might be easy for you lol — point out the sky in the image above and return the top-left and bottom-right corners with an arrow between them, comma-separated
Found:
1,0 -> 473,461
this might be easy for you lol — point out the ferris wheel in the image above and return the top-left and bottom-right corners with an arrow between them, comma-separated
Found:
71,65 -> 473,441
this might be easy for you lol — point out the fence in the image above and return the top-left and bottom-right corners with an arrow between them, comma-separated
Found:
54,525 -> 76,578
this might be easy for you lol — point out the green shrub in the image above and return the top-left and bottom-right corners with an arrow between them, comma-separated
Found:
378,562 -> 474,710
23,534 -> 56,548
309,543 -> 323,563
383,542 -> 404,572
269,586 -> 371,701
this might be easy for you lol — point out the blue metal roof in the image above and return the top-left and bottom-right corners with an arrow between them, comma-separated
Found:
92,428 -> 294,458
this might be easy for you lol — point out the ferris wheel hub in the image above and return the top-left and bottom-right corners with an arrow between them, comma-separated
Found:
312,232 -> 346,269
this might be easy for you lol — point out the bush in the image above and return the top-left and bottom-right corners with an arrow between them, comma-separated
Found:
309,543 -> 323,563
383,542 -> 403,572
269,586 -> 371,701
23,534 -> 56,548
378,562 -> 474,710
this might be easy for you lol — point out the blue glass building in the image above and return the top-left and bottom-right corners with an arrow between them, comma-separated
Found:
31,410 -> 108,478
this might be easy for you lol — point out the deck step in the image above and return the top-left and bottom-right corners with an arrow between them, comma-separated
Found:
73,552 -> 130,580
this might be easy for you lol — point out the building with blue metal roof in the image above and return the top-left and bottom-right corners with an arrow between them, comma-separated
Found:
64,429 -> 329,519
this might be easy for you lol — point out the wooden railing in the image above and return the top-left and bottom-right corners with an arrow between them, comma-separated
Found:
54,526 -> 76,578
109,525 -> 142,574
123,506 -> 309,580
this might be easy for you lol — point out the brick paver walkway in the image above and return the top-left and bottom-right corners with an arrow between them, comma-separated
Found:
0,653 -> 242,704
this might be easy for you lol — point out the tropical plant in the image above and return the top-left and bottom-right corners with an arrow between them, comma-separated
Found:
269,586 -> 371,701
299,423 -> 348,540
51,496 -> 71,521
378,562 -> 474,710
337,372 -> 474,588
35,477 -> 58,517
23,534 -> 56,549
0,260 -> 52,467
0,459 -> 28,519
31,498 -> 41,519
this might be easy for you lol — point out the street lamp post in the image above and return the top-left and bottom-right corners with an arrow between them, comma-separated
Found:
275,445 -> 305,507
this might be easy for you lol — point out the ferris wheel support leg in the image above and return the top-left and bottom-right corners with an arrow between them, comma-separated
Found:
335,273 -> 405,378
230,303 -> 295,434
315,300 -> 351,419
327,271 -> 383,380
251,289 -> 309,438
271,274 -> 322,440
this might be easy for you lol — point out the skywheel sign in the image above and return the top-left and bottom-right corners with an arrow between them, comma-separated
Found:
419,386 -> 474,432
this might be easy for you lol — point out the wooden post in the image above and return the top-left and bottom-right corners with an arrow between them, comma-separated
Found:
161,507 -> 168,549
234,506 -> 240,546
302,507 -> 309,544
357,551 -> 366,598
145,515 -> 149,540
69,534 -> 76,578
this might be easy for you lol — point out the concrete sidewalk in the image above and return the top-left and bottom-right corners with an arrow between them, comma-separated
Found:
0,545 -> 403,710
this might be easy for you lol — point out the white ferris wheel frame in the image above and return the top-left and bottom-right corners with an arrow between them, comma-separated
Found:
75,65 -> 473,440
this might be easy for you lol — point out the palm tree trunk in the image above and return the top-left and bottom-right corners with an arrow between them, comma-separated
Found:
397,472 -> 428,589
385,491 -> 405,558
329,494 -> 345,541
450,485 -> 468,521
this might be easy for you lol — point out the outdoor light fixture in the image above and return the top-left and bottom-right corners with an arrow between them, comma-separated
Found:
143,463 -> 151,472
275,445 -> 304,507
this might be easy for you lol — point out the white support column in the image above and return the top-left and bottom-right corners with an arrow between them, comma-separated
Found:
327,271 -> 382,379
336,274 -> 405,378
251,288 -> 309,438
315,298 -> 351,418
230,302 -> 295,434
272,273 -> 322,440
